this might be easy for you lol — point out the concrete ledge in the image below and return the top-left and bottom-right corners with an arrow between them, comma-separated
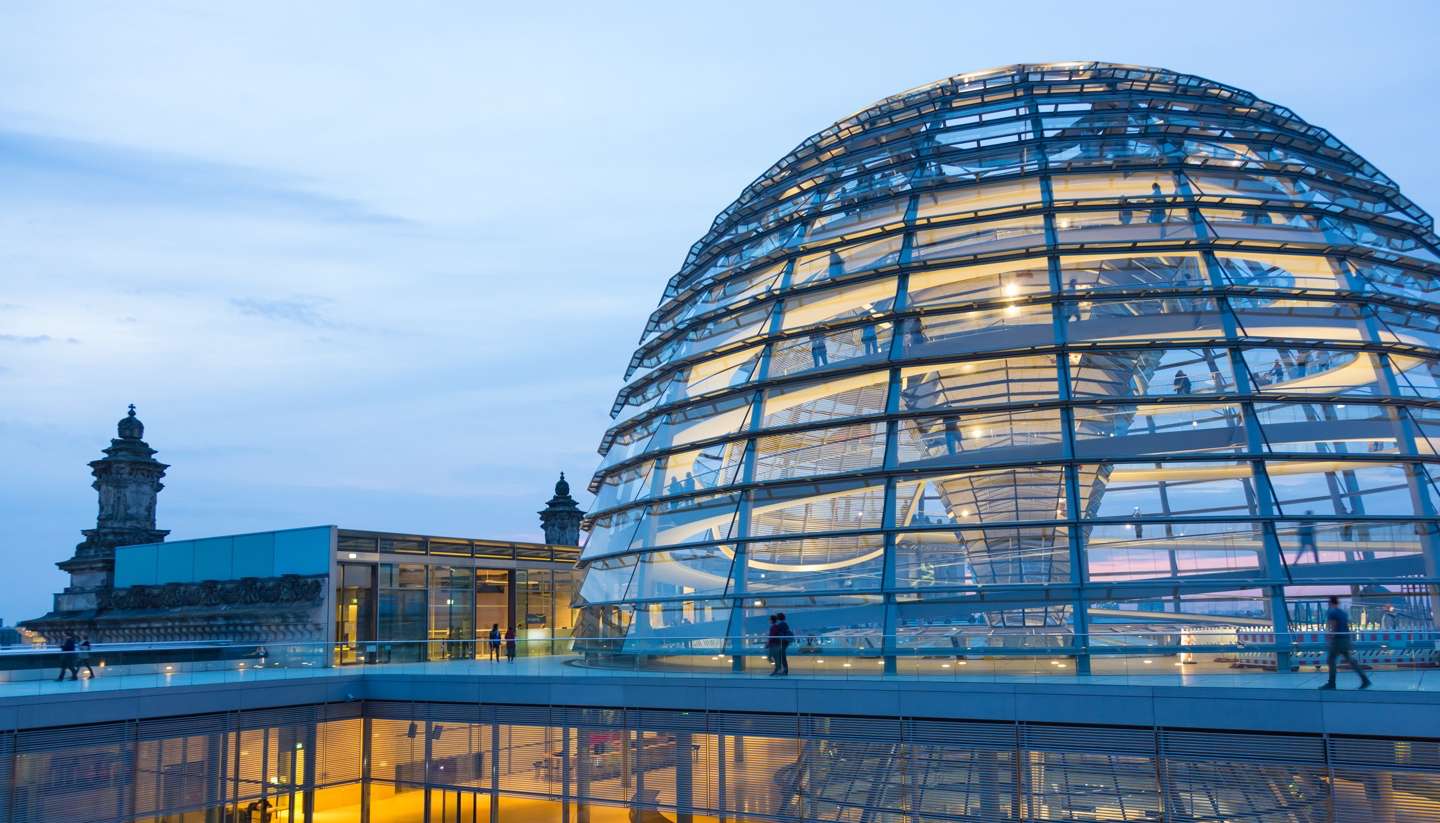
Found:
3,668 -> 1436,740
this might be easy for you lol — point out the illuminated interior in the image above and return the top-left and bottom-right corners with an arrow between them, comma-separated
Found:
331,530 -> 580,664
576,62 -> 1440,668
26,704 -> 1433,822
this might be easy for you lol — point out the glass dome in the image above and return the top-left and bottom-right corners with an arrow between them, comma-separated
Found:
575,62 -> 1440,669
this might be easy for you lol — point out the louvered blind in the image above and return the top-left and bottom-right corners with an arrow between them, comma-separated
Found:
369,717 -> 427,789
1160,729 -> 1329,823
1021,724 -> 1161,822
1330,735 -> 1440,823
0,732 -> 12,823
2,699 -> 1439,822
132,726 -> 219,819
13,723 -> 133,823
316,717 -> 363,787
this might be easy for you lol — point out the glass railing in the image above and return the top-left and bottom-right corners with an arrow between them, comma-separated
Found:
1,627 -> 1435,694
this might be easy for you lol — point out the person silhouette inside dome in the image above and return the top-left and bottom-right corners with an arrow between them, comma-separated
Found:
1147,182 -> 1168,238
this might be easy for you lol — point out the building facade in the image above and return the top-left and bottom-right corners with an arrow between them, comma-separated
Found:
65,524 -> 581,658
22,406 -> 169,641
24,410 -> 584,653
4,691 -> 1437,822
576,62 -> 1440,670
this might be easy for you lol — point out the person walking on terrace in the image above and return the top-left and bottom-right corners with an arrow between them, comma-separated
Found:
487,623 -> 502,662
767,615 -> 784,676
1319,595 -> 1371,690
504,626 -> 517,663
769,613 -> 793,676
55,634 -> 80,682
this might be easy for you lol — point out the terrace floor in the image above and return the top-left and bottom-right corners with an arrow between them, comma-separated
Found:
2,651 -> 1433,699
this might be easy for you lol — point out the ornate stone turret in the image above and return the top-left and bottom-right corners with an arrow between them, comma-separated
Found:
539,472 -> 584,546
25,406 -> 170,632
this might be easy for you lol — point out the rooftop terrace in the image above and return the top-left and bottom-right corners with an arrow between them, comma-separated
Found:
3,647 -> 1438,742
4,646 -> 1438,823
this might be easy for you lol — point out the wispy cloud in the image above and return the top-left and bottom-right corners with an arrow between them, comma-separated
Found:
229,296 -> 334,327
0,129 -> 410,226
0,333 -> 77,345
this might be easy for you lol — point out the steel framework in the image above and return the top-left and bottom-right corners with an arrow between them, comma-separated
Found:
576,62 -> 1440,673
9,700 -> 1439,821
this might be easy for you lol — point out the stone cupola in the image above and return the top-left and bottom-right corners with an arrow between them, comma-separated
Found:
538,472 -> 584,546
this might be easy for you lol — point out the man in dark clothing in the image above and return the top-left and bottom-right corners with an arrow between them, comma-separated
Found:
56,634 -> 79,682
245,798 -> 274,822
1319,595 -> 1371,690
1172,370 -> 1191,395
769,613 -> 793,676
504,627 -> 517,662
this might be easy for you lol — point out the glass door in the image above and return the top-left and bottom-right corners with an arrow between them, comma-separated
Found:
334,563 -> 375,665
429,566 -> 475,661
475,569 -> 510,659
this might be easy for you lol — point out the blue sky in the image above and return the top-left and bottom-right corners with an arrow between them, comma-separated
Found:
2,1 -> 1438,621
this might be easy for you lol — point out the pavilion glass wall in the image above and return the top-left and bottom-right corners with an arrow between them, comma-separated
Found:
335,563 -> 376,665
336,560 -> 579,663
517,568 -> 582,656
378,563 -> 428,663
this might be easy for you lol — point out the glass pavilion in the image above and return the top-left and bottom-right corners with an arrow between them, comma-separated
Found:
575,62 -> 1440,672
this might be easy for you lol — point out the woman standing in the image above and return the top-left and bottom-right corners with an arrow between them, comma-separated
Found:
504,626 -> 517,663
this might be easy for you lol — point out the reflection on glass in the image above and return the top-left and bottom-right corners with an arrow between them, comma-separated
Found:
581,63 -> 1440,667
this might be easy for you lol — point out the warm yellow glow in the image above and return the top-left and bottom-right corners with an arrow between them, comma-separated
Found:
1110,459 -> 1397,483
718,542 -> 885,573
